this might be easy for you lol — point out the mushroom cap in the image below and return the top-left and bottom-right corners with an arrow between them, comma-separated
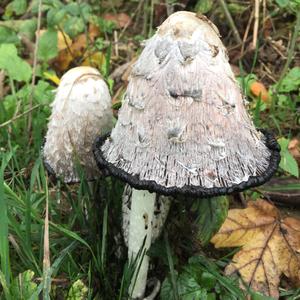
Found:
93,12 -> 280,197
44,66 -> 113,183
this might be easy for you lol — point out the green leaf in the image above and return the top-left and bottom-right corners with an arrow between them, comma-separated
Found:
0,44 -> 32,82
33,80 -> 55,104
275,0 -> 300,11
199,272 -> 217,290
19,19 -> 38,40
188,256 -> 244,298
47,8 -> 66,27
195,196 -> 229,245
277,67 -> 300,92
63,16 -> 85,38
182,262 -> 217,290
8,0 -> 27,15
237,73 -> 257,96
67,279 -> 88,300
64,2 -> 92,17
275,0 -> 289,7
251,291 -> 275,300
195,0 -> 213,14
278,137 -> 299,177
0,26 -> 19,45
5,0 -> 27,17
161,272 -> 207,300
37,29 -> 58,61
228,3 -> 248,14
11,270 -> 38,300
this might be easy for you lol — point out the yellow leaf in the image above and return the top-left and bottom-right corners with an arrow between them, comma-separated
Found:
57,31 -> 72,51
82,52 -> 105,69
43,72 -> 60,85
211,200 -> 300,299
38,30 -> 72,51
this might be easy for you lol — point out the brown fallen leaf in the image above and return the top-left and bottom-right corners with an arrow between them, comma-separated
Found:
103,13 -> 132,29
81,52 -> 105,69
211,199 -> 300,299
52,23 -> 101,72
288,138 -> 300,166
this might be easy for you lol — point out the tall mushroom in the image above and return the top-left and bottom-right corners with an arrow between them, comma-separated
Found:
93,11 -> 280,299
44,66 -> 113,183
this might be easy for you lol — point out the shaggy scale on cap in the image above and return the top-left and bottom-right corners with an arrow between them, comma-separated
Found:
44,66 -> 113,183
94,11 -> 280,197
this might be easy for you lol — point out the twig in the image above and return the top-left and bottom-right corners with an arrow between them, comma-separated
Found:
252,0 -> 260,50
241,11 -> 254,55
19,34 -> 35,54
218,0 -> 242,44
0,104 -> 40,128
149,0 -> 155,37
119,0 -> 144,40
262,0 -> 267,27
143,0 -> 150,37
114,30 -> 119,57
277,9 -> 300,90
260,61 -> 277,83
27,0 -> 42,133
77,0 -> 92,66
58,25 -> 74,58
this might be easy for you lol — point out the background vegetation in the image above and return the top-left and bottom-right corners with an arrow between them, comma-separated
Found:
0,0 -> 299,299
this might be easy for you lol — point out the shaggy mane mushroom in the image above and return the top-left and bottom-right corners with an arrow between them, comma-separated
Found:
44,66 -> 113,183
93,11 -> 280,299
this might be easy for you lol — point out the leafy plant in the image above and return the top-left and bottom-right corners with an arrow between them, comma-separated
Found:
161,255 -> 245,300
278,137 -> 299,177
0,44 -> 32,82
194,196 -> 229,246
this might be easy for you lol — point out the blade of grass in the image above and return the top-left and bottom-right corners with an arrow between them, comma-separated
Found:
42,172 -> 51,300
0,153 -> 12,286
101,203 -> 108,272
30,241 -> 78,300
164,231 -> 179,300
277,10 -> 300,91
195,256 -> 245,298
0,270 -> 11,300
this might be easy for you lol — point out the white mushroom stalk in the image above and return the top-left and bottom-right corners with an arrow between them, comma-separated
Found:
122,186 -> 171,299
44,66 -> 113,183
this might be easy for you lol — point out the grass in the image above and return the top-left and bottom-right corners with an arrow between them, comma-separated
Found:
0,0 -> 300,299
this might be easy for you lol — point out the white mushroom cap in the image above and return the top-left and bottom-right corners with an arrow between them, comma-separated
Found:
44,66 -> 113,183
94,12 -> 280,197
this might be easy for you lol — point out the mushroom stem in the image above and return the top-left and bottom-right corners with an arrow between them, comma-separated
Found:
128,189 -> 156,299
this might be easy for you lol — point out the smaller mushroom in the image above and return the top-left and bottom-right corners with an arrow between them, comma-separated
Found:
43,66 -> 113,182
